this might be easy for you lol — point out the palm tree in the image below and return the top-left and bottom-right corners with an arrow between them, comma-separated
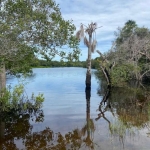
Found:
76,22 -> 100,88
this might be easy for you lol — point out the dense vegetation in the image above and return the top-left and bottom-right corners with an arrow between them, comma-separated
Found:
0,0 -> 80,118
0,0 -> 80,90
97,20 -> 150,86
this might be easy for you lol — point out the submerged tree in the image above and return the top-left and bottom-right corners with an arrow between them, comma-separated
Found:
76,23 -> 100,88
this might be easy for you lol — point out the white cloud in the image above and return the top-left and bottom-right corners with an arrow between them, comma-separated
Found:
55,0 -> 150,60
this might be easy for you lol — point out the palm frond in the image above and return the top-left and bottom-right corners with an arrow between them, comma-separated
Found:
91,40 -> 97,53
84,36 -> 89,47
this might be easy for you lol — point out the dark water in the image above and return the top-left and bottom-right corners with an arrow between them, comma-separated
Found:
1,67 -> 150,150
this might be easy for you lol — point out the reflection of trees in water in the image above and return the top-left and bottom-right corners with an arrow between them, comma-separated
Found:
96,86 -> 112,132
0,88 -> 98,150
96,82 -> 150,144
110,86 -> 150,128
25,127 -> 82,150
25,126 -> 97,150
24,87 -> 98,150
0,105 -> 44,150
81,87 -> 96,149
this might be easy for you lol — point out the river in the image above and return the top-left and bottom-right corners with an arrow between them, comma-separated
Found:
1,67 -> 150,150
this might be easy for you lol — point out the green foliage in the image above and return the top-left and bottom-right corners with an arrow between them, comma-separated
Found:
32,93 -> 44,108
110,63 -> 134,86
115,20 -> 137,45
135,27 -> 150,38
0,84 -> 44,112
97,20 -> 150,86
1,0 -> 80,76
30,58 -> 99,68
5,44 -> 37,76
91,59 -> 99,69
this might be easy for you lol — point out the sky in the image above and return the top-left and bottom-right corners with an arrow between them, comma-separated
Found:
55,0 -> 150,61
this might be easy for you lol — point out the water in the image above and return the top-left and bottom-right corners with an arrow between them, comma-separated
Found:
1,67 -> 150,150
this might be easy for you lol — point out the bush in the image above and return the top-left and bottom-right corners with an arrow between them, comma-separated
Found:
0,84 -> 44,112
110,63 -> 134,86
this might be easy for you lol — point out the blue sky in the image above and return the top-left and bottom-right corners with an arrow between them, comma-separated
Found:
55,0 -> 150,61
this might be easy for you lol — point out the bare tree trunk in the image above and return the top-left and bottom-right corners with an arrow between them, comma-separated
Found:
86,34 -> 92,88
0,62 -> 6,91
100,66 -> 111,85
96,50 -> 112,86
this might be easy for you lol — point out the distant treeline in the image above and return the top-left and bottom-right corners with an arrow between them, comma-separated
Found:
31,58 -> 99,69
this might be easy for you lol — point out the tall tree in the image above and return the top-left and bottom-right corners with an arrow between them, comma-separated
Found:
0,0 -> 80,89
76,22 -> 99,88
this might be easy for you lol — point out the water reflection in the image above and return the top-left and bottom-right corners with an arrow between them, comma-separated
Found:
82,87 -> 96,149
96,82 -> 150,147
0,107 -> 44,150
113,87 -> 150,127
0,87 -> 98,150
24,88 -> 97,150
96,85 -> 112,130
2,68 -> 150,149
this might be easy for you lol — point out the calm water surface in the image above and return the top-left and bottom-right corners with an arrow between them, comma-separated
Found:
1,67 -> 150,150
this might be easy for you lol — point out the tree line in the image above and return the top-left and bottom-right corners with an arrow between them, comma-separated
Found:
31,58 -> 99,68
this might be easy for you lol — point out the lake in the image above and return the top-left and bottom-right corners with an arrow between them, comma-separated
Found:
1,67 -> 150,150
